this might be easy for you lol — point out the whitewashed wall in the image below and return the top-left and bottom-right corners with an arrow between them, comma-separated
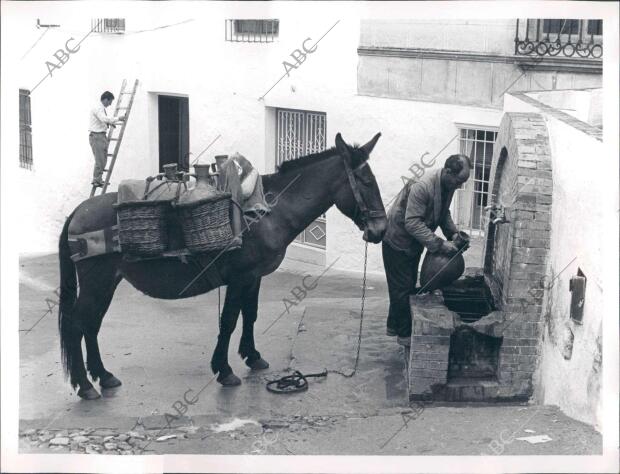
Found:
504,93 -> 609,429
6,2 -> 502,273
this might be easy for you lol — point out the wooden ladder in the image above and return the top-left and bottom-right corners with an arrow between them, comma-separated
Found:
90,79 -> 139,197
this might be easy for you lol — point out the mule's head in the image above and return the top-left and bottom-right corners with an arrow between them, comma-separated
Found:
333,132 -> 387,243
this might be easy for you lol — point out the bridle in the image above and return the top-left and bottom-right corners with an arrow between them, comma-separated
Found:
342,158 -> 386,228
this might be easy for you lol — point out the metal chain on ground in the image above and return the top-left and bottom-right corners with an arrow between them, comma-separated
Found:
327,240 -> 368,378
265,241 -> 368,393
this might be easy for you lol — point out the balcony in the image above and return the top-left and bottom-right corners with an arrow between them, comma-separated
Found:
513,19 -> 602,73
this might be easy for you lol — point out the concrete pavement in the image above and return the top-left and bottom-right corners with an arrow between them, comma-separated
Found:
18,252 -> 601,455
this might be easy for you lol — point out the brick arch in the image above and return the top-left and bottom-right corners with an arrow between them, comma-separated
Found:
483,112 -> 553,312
483,146 -> 508,274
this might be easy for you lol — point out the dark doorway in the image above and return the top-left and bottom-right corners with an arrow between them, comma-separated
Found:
158,95 -> 189,172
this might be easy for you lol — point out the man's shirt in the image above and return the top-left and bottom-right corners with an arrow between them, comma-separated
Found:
89,103 -> 118,133
383,168 -> 459,256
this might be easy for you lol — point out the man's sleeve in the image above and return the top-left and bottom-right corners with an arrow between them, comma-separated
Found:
440,209 -> 459,240
404,182 -> 444,253
94,107 -> 117,125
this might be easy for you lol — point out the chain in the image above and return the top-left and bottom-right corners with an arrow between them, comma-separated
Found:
266,241 -> 368,393
327,240 -> 368,378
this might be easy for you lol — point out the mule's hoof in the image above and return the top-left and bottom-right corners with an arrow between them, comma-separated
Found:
246,357 -> 270,370
218,373 -> 242,386
77,386 -> 101,400
100,374 -> 122,389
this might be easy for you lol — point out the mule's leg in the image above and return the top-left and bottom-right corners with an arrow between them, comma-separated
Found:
83,273 -> 123,389
68,260 -> 121,399
211,283 -> 243,386
238,277 -> 269,370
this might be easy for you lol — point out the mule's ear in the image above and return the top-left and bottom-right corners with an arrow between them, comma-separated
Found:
361,132 -> 382,156
335,133 -> 348,155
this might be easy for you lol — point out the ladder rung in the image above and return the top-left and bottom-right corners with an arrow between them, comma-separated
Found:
109,138 -> 119,141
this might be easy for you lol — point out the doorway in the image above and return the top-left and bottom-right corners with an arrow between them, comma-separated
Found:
158,95 -> 189,172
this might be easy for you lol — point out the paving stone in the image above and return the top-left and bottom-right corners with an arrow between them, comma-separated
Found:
49,437 -> 70,446
91,429 -> 116,437
104,442 -> 118,450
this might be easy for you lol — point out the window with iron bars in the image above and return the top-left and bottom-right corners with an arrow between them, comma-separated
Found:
453,127 -> 498,235
19,89 -> 33,170
276,108 -> 327,249
91,18 -> 125,34
225,19 -> 279,43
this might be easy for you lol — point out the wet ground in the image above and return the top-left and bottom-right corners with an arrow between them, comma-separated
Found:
18,252 -> 602,455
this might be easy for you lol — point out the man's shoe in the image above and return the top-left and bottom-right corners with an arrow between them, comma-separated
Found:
91,180 -> 104,187
386,327 -> 398,337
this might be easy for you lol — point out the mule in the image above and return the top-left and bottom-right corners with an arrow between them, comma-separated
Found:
58,133 -> 387,399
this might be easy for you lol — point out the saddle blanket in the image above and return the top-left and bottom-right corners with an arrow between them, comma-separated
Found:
68,225 -> 121,262
117,178 -> 191,203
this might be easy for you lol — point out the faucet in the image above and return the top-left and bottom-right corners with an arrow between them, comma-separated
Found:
485,203 -> 510,224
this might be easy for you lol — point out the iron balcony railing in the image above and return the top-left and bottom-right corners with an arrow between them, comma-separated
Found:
514,19 -> 602,58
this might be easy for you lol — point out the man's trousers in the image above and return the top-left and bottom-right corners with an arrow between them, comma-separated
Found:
89,132 -> 109,181
382,240 -> 422,338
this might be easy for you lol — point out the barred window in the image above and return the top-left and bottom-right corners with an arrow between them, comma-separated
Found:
542,19 -> 602,36
19,89 -> 33,170
91,18 -> 125,34
587,20 -> 603,36
454,127 -> 498,234
225,19 -> 279,42
542,19 -> 579,35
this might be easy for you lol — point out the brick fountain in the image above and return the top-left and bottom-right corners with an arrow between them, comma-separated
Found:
404,113 -> 553,402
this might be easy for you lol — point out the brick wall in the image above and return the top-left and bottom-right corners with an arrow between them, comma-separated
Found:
484,112 -> 552,398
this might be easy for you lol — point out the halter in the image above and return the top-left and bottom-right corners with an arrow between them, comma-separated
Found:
342,158 -> 386,226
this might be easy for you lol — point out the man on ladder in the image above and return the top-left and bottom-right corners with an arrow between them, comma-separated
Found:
89,91 -> 125,187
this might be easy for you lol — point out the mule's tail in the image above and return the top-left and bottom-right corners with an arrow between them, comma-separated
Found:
58,211 -> 78,386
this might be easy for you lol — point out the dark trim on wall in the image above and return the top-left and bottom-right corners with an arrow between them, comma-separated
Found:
509,91 -> 602,141
357,46 -> 602,74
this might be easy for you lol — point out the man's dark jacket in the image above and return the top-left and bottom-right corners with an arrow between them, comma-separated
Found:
383,168 -> 459,256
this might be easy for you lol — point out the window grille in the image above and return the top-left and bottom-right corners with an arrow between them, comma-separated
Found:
91,18 -> 125,34
19,89 -> 33,170
276,108 -> 327,248
453,128 -> 498,235
542,19 -> 580,35
515,19 -> 602,58
587,20 -> 603,36
225,19 -> 279,42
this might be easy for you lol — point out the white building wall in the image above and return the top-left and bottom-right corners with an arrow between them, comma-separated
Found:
503,93 -> 609,428
6,2 -> 502,273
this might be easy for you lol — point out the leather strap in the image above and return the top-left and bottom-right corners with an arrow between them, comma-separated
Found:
342,159 -> 386,224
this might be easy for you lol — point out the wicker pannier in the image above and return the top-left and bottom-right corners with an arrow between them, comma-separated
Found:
174,192 -> 237,253
114,200 -> 172,256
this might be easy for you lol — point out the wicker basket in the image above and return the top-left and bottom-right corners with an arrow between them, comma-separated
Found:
175,192 -> 236,253
114,200 -> 171,256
